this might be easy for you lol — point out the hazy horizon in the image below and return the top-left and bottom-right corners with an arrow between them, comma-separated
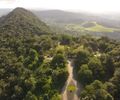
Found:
0,0 -> 120,14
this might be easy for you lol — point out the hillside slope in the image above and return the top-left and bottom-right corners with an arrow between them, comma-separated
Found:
0,7 -> 51,35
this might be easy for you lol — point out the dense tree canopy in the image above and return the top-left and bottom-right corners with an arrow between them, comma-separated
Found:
0,32 -> 119,100
80,80 -> 113,100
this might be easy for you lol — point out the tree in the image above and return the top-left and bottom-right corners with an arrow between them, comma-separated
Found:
51,54 -> 67,69
24,91 -> 37,100
110,68 -> 120,100
60,34 -> 72,45
88,57 -> 105,80
40,38 -> 53,51
105,82 -> 116,98
80,80 -> 114,100
100,54 -> 115,80
51,93 -> 61,100
98,37 -> 109,52
24,48 -> 43,70
75,49 -> 90,68
52,69 -> 68,90
78,64 -> 93,85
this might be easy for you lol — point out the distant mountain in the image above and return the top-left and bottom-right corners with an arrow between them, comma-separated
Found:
0,8 -> 51,35
32,10 -> 120,39
33,10 -> 120,28
33,10 -> 87,24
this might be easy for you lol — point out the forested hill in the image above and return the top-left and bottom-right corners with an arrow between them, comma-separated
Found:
0,7 -> 51,35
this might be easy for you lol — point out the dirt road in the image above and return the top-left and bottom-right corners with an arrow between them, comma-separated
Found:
62,60 -> 80,100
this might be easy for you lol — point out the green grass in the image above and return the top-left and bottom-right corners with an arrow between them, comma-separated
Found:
65,21 -> 120,33
86,24 -> 114,32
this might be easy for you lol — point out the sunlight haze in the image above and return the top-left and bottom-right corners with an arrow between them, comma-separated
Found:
0,0 -> 120,13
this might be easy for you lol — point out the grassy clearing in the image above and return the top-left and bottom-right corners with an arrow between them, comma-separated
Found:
86,23 -> 114,32
65,21 -> 120,33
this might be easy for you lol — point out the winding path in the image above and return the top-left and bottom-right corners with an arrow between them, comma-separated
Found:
62,60 -> 80,100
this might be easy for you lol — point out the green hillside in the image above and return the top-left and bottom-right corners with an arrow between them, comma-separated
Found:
0,7 -> 51,35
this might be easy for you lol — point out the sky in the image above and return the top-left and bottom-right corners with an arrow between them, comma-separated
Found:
0,0 -> 120,13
